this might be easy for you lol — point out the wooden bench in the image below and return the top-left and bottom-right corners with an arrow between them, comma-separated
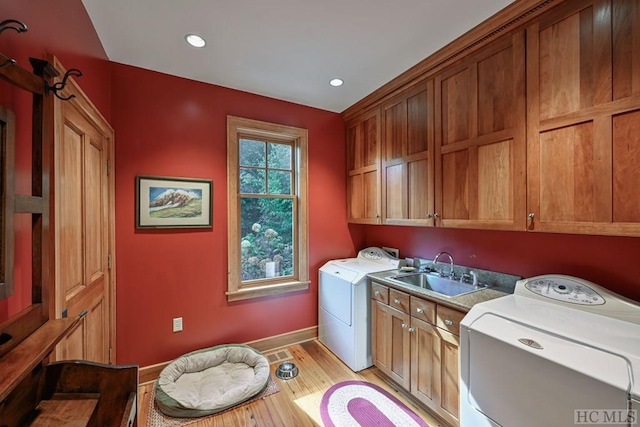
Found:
0,313 -> 138,426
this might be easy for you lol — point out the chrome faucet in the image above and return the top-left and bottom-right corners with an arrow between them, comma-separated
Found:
432,251 -> 455,279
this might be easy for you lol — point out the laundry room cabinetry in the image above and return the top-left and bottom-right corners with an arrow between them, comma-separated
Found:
433,306 -> 464,424
371,283 -> 411,389
371,281 -> 465,426
348,31 -> 527,231
433,29 -> 526,231
525,0 -> 640,236
346,109 -> 382,223
343,0 -> 640,237
381,81 -> 435,226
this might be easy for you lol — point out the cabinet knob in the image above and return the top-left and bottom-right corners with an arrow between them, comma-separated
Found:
527,212 -> 535,230
444,319 -> 453,326
416,307 -> 424,314
376,214 -> 380,218
374,291 -> 380,296
408,327 -> 416,333
434,212 -> 440,219
401,323 -> 408,329
394,299 -> 401,304
426,213 -> 433,219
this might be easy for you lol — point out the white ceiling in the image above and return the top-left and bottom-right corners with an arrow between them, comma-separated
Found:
81,0 -> 514,113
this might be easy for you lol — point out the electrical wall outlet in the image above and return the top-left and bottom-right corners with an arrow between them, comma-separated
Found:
172,317 -> 183,332
382,247 -> 399,259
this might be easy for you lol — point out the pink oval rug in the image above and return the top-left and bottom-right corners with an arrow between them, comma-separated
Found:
320,380 -> 430,427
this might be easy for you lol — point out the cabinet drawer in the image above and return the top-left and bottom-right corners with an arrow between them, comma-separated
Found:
371,282 -> 389,304
410,296 -> 436,324
436,305 -> 466,335
389,288 -> 410,314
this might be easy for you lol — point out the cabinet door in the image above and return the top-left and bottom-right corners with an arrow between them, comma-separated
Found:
436,327 -> 460,426
410,316 -> 439,408
434,30 -> 526,230
372,300 -> 411,389
382,81 -> 435,226
527,0 -> 640,236
347,171 -> 379,222
347,109 -> 381,223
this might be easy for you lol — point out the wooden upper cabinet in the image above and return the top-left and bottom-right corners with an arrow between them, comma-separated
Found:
527,0 -> 640,236
382,81 -> 435,225
344,0 -> 640,236
347,109 -> 381,223
612,0 -> 640,101
434,30 -> 527,230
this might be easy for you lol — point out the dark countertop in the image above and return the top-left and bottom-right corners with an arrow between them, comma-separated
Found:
367,269 -> 517,312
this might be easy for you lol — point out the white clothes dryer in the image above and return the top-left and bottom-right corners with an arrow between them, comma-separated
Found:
318,247 -> 399,372
460,274 -> 640,427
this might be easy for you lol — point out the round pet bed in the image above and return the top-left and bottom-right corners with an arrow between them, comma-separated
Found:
155,344 -> 270,418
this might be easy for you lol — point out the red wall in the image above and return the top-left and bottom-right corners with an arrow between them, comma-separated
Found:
3,0 -> 639,370
354,224 -> 640,301
0,0 -> 110,321
110,64 -> 354,366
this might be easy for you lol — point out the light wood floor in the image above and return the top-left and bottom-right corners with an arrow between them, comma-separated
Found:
137,339 -> 448,426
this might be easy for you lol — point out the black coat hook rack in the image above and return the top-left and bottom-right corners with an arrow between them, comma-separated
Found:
0,20 -> 82,101
45,68 -> 83,101
0,19 -> 28,68
0,19 -> 27,34
0,58 -> 16,68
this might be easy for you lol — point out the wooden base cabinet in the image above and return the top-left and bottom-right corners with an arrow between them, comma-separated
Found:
410,317 -> 439,407
372,283 -> 411,388
372,281 -> 464,426
372,300 -> 411,389
436,327 -> 461,424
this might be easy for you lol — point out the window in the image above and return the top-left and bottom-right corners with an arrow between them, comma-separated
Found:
227,116 -> 309,301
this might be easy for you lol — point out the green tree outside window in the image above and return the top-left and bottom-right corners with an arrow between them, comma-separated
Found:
239,139 -> 294,281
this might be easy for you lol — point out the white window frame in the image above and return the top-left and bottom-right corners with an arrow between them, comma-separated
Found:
227,116 -> 309,301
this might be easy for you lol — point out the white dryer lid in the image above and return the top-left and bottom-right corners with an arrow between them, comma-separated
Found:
466,312 -> 631,427
463,293 -> 640,400
322,247 -> 399,275
332,257 -> 397,274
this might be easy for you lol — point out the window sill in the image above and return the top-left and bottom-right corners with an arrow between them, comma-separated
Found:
226,280 -> 310,302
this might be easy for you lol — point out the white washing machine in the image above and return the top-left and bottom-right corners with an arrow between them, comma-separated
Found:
460,274 -> 640,427
318,247 -> 399,372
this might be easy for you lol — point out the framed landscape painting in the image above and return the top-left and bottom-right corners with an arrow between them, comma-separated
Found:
136,175 -> 212,229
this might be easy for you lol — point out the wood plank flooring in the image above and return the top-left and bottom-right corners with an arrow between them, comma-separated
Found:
137,339 -> 448,426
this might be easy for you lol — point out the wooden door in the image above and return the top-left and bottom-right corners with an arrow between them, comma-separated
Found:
526,0 -> 640,236
382,81 -> 435,225
410,316 -> 439,408
434,30 -> 526,230
347,109 -> 381,223
51,57 -> 115,363
371,300 -> 410,389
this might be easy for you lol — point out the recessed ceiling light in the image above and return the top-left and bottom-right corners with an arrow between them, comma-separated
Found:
329,78 -> 344,87
185,34 -> 206,48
